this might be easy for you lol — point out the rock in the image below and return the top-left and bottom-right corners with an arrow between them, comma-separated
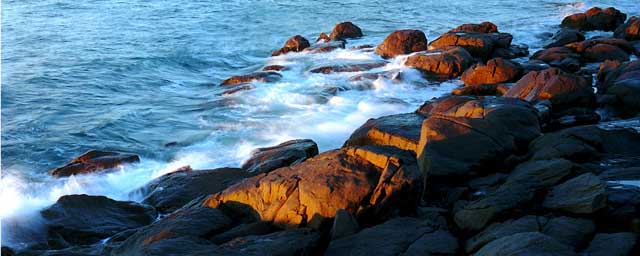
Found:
326,217 -> 457,256
112,206 -> 232,256
343,113 -> 424,153
17,245 -> 103,256
520,60 -> 551,74
404,47 -> 474,79
542,216 -> 595,248
429,32 -> 513,60
417,96 -> 541,178
331,209 -> 359,240
303,40 -> 346,53
452,83 -> 510,96
203,147 -> 423,229
461,58 -> 522,86
220,71 -> 282,86
599,184 -> 640,233
50,150 -> 140,177
138,167 -> 253,213
450,22 -> 498,33
272,35 -> 310,56
584,233 -> 637,256
561,7 -> 627,31
468,173 -> 508,191
582,43 -> 629,62
614,16 -> 640,41
1,247 -> 15,256
504,68 -> 594,112
262,65 -> 288,71
475,232 -> 577,256
543,173 -> 606,214
375,30 -> 428,58
210,221 -> 276,245
220,229 -> 320,256
490,44 -> 529,59
566,37 -> 635,54
597,60 -> 640,117
308,61 -> 387,74
465,215 -> 543,253
316,32 -> 330,42
40,195 -> 156,248
329,22 -> 363,40
545,107 -> 601,131
242,139 -> 318,174
219,84 -> 254,96
545,29 -> 585,48
505,159 -> 573,188
530,47 -> 581,72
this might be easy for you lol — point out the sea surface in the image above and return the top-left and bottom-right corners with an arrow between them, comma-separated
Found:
2,0 -> 639,248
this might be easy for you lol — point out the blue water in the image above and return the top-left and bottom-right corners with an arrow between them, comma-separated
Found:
1,0 -> 639,248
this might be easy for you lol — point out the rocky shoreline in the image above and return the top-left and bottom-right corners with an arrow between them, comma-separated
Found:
3,5 -> 640,256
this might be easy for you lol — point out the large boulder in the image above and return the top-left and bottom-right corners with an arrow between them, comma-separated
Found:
242,139 -> 319,174
325,217 -> 458,256
40,195 -> 156,248
597,60 -> 640,117
461,58 -> 522,86
475,232 -> 577,256
583,232 -> 638,256
50,150 -> 140,177
417,96 -> 541,178
329,22 -> 363,40
544,29 -> 585,48
504,68 -> 594,112
219,228 -> 321,256
271,35 -> 310,56
404,47 -> 474,79
343,113 -> 424,153
203,147 -> 423,229
530,47 -> 581,72
561,7 -> 627,31
543,173 -> 607,214
450,22 -> 498,33
566,38 -> 634,54
582,43 -> 629,62
429,32 -> 513,60
614,16 -> 640,41
375,30 -> 428,58
138,167 -> 253,213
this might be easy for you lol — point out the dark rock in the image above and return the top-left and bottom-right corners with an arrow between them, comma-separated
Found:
50,150 -> 140,177
468,173 -> 508,191
404,47 -> 474,79
40,195 -> 156,248
329,22 -> 363,40
600,184 -> 640,233
112,206 -> 232,256
542,216 -> 595,248
504,68 -> 594,112
331,209 -> 359,240
545,29 -> 585,48
242,139 -> 319,174
584,232 -> 637,256
461,58 -> 522,86
505,159 -> 573,188
220,71 -> 282,86
614,16 -> 640,41
308,61 -> 387,74
450,22 -> 499,33
597,60 -> 640,117
561,7 -> 627,31
219,84 -> 254,96
545,107 -> 601,131
262,65 -> 288,71
210,221 -> 276,245
303,40 -> 346,53
326,217 -> 457,256
1,247 -> 15,256
375,30 -> 428,58
583,43 -> 629,62
491,44 -> 529,59
543,173 -> 606,214
566,37 -> 634,54
475,232 -> 577,256
139,167 -> 252,213
220,228 -> 321,256
17,245 -> 102,256
520,60 -> 551,74
272,35 -> 310,56
465,215 -> 543,253
452,83 -> 510,96
343,113 -> 424,153
530,47 -> 581,72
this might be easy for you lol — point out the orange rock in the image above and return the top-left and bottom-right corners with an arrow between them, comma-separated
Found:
452,84 -> 510,96
219,71 -> 282,86
429,32 -> 512,60
272,35 -> 310,56
404,47 -> 474,79
450,22 -> 498,33
374,30 -> 428,58
461,58 -> 522,86
329,22 -> 363,40
50,150 -> 140,177
343,113 -> 424,153
614,16 -> 640,41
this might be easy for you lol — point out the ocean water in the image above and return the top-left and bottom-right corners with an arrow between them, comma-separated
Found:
2,0 -> 639,248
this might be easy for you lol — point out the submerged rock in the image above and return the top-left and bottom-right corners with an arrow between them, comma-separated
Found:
375,30 -> 428,58
461,58 -> 522,86
308,61 -> 387,74
561,7 -> 627,31
272,35 -> 311,56
404,47 -> 474,79
50,150 -> 140,177
303,40 -> 346,53
329,22 -> 363,40
241,139 -> 318,174
220,71 -> 282,86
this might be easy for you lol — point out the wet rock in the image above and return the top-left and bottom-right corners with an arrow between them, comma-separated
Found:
203,147 -> 423,229
220,71 -> 282,86
326,217 -> 457,256
599,184 -> 640,233
242,139 -> 319,174
520,60 -> 551,74
343,113 -> 424,153
614,16 -> 640,41
475,232 -> 577,256
597,60 -> 640,117
417,96 -> 541,178
545,107 -> 601,131
112,206 -> 232,256
429,32 -> 513,60
450,21 -> 498,33
139,167 -> 252,213
543,173 -> 606,214
308,61 -> 387,74
375,30 -> 428,58
220,228 -> 321,256
530,47 -> 581,72
329,22 -> 363,40
566,37 -> 635,54
272,35 -> 310,56
262,65 -> 288,71
544,29 -> 585,48
50,150 -> 140,177
404,47 -> 474,79
451,83 -> 510,96
465,215 -> 543,253
40,195 -> 156,248
303,40 -> 346,53
490,44 -> 529,59
316,32 -> 330,42
584,232 -> 637,256
561,7 -> 627,31
504,68 -> 594,112
331,209 -> 359,240
219,84 -> 254,96
583,43 -> 629,62
461,58 -> 522,86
